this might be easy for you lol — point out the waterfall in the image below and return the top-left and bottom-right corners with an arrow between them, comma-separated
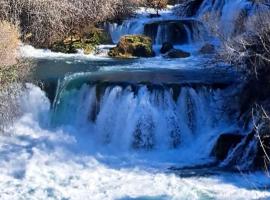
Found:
107,0 -> 254,46
197,0 -> 252,36
197,0 -> 250,17
155,24 -> 170,45
106,4 -> 210,45
110,20 -> 208,45
108,21 -> 145,43
52,74 -> 238,154
183,24 -> 193,44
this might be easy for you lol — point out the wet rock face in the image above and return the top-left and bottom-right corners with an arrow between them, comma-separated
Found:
212,133 -> 244,161
160,42 -> 174,54
165,49 -> 191,58
144,20 -> 191,44
108,35 -> 155,58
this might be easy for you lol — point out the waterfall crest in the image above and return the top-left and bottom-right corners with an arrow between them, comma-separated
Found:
52,73 -> 239,155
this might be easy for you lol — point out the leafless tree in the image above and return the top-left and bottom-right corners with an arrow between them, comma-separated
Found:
218,10 -> 270,78
0,20 -> 31,131
0,0 -> 141,47
144,0 -> 168,16
0,20 -> 19,67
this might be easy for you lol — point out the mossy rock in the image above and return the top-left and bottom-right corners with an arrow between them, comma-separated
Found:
108,35 -> 155,58
50,26 -> 112,54
51,39 -> 95,54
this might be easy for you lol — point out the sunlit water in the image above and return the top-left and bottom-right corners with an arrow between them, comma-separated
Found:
0,84 -> 269,200
2,2 -> 270,199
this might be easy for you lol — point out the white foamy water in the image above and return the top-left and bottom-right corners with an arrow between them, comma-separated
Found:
20,45 -> 114,60
108,7 -> 179,44
0,84 -> 269,200
6,3 -> 270,199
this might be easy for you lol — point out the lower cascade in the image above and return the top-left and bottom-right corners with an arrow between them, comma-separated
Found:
52,76 -> 238,154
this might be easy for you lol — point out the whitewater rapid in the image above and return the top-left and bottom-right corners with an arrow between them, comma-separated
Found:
3,2 -> 269,199
0,84 -> 269,200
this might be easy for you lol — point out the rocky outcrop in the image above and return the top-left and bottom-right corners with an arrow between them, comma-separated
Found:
108,35 -> 155,58
211,133 -> 244,161
160,42 -> 191,58
199,43 -> 215,54
165,49 -> 191,58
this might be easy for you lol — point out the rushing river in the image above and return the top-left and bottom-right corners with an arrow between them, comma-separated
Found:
0,45 -> 268,200
1,1 -> 270,199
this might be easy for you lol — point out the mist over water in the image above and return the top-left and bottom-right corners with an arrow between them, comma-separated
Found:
0,84 -> 269,200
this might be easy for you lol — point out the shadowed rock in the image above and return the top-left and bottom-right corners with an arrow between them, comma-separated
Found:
199,43 -> 215,54
212,133 -> 244,161
160,42 -> 174,54
165,49 -> 191,58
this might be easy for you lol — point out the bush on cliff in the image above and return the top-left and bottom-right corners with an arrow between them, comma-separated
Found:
0,0 -> 140,48
51,26 -> 112,54
207,4 -> 270,171
0,21 -> 31,130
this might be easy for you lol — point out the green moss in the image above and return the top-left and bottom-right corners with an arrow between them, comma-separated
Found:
50,26 -> 112,54
108,35 -> 155,58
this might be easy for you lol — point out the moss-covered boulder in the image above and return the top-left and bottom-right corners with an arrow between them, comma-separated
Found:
51,27 -> 112,54
108,35 -> 155,58
51,37 -> 95,54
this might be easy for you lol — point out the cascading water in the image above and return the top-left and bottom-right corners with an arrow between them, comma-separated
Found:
108,21 -> 145,44
196,0 -> 253,36
183,24 -> 193,44
1,81 -> 269,199
51,73 -> 238,158
155,24 -> 170,45
108,9 -> 208,46
197,0 -> 251,18
2,2 -> 270,200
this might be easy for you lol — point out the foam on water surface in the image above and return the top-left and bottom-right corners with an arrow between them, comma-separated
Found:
0,84 -> 269,200
20,45 -> 114,60
3,3 -> 270,199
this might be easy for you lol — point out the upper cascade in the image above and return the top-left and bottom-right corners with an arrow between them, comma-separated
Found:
107,7 -> 208,45
196,0 -> 253,36
108,0 -> 265,46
